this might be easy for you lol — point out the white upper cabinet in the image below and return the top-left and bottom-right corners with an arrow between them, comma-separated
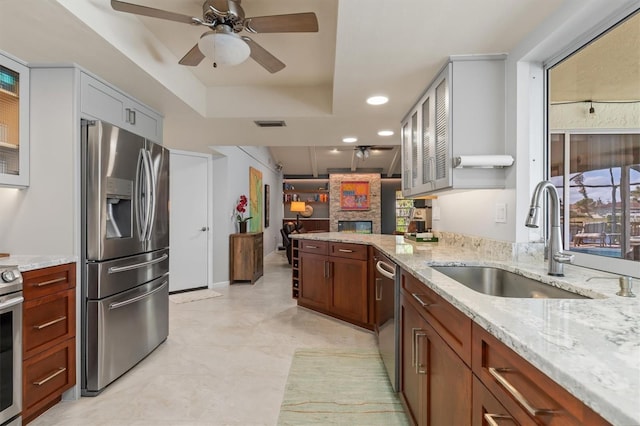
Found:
0,51 -> 30,188
402,55 -> 508,197
80,72 -> 163,143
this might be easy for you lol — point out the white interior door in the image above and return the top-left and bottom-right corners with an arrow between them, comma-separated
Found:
169,151 -> 210,292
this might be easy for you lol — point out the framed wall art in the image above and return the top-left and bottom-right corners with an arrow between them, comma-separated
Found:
340,181 -> 370,210
264,184 -> 270,228
249,167 -> 263,232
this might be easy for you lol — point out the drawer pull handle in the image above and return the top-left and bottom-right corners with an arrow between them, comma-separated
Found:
484,413 -> 514,426
33,316 -> 67,330
306,245 -> 319,249
109,280 -> 167,310
411,293 -> 434,308
33,277 -> 66,287
108,254 -> 168,273
338,249 -> 354,253
488,367 -> 555,417
415,332 -> 427,375
411,328 -> 421,367
33,367 -> 66,386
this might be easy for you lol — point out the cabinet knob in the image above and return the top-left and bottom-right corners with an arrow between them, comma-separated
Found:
201,226 -> 209,231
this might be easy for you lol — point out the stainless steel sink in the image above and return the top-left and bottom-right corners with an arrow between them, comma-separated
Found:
431,266 -> 589,299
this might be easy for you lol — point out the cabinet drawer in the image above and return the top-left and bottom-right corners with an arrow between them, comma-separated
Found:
23,263 -> 76,300
473,376 -> 521,426
329,242 -> 367,260
23,289 -> 75,359
472,323 -> 609,426
401,269 -> 472,366
299,240 -> 328,255
23,338 -> 76,419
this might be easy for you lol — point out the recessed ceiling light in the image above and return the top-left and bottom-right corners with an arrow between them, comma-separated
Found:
342,137 -> 358,143
331,148 -> 339,153
367,95 -> 389,105
378,130 -> 394,136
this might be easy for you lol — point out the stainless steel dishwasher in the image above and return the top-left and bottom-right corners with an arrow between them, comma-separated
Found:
374,250 -> 398,391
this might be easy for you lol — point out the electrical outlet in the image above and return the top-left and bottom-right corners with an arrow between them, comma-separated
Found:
495,203 -> 507,223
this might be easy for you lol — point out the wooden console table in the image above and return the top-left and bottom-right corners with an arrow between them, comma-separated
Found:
229,232 -> 263,284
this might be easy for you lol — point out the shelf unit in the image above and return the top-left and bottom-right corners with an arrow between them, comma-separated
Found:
291,239 -> 300,298
395,190 -> 414,233
283,178 -> 330,219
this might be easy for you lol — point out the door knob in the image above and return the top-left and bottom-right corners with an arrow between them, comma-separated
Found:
201,226 -> 209,231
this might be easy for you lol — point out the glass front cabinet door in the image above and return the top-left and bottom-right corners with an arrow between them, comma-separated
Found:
0,52 -> 29,187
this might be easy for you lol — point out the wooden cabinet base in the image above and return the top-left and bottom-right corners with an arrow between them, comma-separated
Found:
22,338 -> 76,424
297,242 -> 371,329
22,263 -> 76,425
229,232 -> 263,284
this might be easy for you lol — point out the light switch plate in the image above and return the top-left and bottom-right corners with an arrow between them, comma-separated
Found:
495,203 -> 507,223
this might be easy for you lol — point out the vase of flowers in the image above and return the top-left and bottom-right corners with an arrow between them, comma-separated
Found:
235,194 -> 252,233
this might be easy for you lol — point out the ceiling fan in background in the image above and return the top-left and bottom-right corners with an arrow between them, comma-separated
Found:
354,145 -> 395,159
110,0 -> 319,73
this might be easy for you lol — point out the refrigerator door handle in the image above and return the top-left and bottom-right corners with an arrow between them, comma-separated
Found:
108,280 -> 167,310
107,253 -> 169,274
134,149 -> 146,241
143,149 -> 156,241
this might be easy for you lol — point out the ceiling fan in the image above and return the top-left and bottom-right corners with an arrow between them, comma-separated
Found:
110,0 -> 319,73
354,145 -> 395,159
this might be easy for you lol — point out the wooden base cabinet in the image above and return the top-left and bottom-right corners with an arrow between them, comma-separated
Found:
400,285 -> 472,426
297,241 -> 369,327
22,263 -> 76,425
229,232 -> 263,284
471,323 -> 610,426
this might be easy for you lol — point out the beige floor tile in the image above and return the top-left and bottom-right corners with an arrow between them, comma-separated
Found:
30,252 -> 377,426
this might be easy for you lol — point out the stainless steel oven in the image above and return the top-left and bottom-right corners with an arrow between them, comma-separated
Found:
0,266 -> 23,426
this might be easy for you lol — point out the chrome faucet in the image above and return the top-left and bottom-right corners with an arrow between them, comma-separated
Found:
525,180 -> 574,276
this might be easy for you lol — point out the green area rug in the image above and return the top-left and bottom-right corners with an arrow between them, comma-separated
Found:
278,348 -> 409,425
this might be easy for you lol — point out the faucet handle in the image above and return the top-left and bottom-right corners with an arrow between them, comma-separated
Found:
552,251 -> 574,264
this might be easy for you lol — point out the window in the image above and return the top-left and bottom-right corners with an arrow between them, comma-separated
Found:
547,9 -> 640,275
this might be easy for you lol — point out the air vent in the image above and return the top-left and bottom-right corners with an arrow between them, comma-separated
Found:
254,120 -> 286,128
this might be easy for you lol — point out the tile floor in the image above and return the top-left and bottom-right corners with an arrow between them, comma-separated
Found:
31,252 -> 377,426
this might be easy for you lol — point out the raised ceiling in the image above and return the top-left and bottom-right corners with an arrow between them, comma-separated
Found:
0,0 -> 568,175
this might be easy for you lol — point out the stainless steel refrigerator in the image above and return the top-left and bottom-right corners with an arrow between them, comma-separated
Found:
81,119 -> 169,396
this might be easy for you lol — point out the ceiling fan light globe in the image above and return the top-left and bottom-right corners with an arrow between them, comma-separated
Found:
198,29 -> 250,66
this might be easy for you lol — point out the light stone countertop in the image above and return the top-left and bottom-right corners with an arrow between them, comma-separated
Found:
0,255 -> 77,271
292,232 -> 640,426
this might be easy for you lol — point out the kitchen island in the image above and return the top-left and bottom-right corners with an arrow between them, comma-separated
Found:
291,232 -> 640,426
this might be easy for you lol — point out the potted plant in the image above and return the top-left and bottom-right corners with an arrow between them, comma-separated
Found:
235,194 -> 252,233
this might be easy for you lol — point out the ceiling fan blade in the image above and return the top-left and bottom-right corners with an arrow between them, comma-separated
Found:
111,0 -> 197,25
178,43 -> 205,66
241,37 -> 285,73
244,12 -> 318,33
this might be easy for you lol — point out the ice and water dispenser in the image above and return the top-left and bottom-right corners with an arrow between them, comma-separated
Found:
105,176 -> 132,239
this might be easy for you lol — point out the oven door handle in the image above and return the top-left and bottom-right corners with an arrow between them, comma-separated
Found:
0,294 -> 23,310
376,260 -> 396,280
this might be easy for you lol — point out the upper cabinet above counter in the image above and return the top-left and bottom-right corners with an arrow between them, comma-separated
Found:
80,73 -> 163,143
0,51 -> 30,188
401,54 -> 509,197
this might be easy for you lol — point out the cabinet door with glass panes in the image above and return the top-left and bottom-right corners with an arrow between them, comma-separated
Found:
395,190 -> 414,233
0,52 -> 29,187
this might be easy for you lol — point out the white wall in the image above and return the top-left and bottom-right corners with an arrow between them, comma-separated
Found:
0,67 -> 78,255
210,145 -> 283,286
